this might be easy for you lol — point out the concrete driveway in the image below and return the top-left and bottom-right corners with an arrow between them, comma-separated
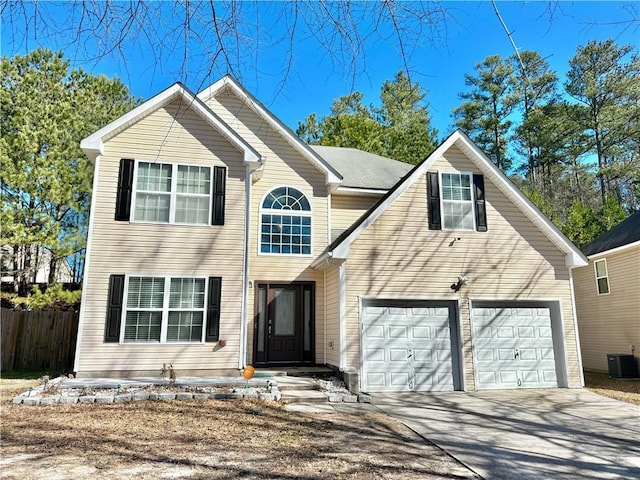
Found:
373,389 -> 640,479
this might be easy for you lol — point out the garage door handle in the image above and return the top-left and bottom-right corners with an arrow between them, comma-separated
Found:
514,349 -> 520,359
407,350 -> 413,359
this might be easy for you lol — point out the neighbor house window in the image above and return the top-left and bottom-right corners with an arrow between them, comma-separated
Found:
123,276 -> 206,342
132,161 -> 211,224
260,187 -> 312,255
594,259 -> 610,295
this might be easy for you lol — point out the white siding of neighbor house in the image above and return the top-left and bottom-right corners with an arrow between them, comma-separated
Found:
343,145 -> 582,389
204,91 -> 329,365
76,99 -> 247,376
573,246 -> 640,372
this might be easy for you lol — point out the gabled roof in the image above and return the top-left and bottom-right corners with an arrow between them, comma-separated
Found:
312,130 -> 588,269
582,211 -> 640,257
197,75 -> 342,189
81,82 -> 261,164
311,146 -> 413,191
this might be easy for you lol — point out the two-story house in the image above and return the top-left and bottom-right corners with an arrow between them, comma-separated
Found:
74,76 -> 588,392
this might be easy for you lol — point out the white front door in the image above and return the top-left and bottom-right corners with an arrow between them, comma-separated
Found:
472,303 -> 558,389
361,301 -> 459,392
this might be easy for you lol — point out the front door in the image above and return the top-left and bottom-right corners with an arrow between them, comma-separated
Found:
254,282 -> 314,365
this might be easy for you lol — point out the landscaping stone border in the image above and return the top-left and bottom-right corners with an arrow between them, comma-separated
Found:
11,375 -> 371,405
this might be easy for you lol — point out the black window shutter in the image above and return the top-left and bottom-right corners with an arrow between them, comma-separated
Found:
115,159 -> 135,221
473,174 -> 488,232
104,275 -> 125,343
427,172 -> 441,230
205,277 -> 222,341
212,166 -> 226,225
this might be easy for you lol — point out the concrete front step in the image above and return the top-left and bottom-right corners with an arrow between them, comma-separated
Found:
280,389 -> 328,404
272,374 -> 321,392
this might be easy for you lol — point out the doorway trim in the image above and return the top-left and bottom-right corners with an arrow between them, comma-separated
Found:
253,281 -> 315,366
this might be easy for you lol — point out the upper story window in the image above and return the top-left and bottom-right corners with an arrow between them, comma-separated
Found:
260,187 -> 312,255
441,172 -> 474,230
594,259 -> 610,295
427,171 -> 487,232
115,158 -> 226,226
133,162 -> 211,224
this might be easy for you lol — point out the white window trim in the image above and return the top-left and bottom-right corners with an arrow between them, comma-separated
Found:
258,185 -> 313,257
594,259 -> 610,296
439,171 -> 476,232
120,274 -> 208,344
131,159 -> 214,226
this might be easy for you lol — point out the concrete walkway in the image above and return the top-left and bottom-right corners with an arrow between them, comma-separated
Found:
373,389 -> 640,480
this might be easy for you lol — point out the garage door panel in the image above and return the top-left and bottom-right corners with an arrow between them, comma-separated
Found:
364,348 -> 385,362
389,325 -> 409,339
364,325 -> 385,338
362,301 -> 458,393
412,326 -> 431,338
389,348 -> 410,363
499,370 -> 518,385
472,303 -> 558,390
413,349 -> 433,363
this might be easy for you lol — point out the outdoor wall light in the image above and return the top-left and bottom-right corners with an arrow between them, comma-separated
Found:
451,275 -> 470,292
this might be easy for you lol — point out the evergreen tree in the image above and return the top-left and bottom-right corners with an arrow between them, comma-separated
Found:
0,48 -> 139,294
565,39 -> 640,207
297,72 -> 437,164
453,54 -> 518,171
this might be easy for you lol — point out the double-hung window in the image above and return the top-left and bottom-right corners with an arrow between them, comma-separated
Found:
427,171 -> 487,232
133,162 -> 211,224
441,172 -> 474,230
594,259 -> 610,295
123,276 -> 206,343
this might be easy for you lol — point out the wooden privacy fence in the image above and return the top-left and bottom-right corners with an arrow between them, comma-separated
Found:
1,308 -> 79,372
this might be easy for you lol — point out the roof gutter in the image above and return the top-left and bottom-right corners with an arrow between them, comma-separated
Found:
310,248 -> 349,270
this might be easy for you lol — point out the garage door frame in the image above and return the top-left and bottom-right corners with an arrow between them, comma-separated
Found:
470,299 -> 568,389
359,298 -> 464,393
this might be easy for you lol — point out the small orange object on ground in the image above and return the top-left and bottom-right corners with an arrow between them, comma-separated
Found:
242,366 -> 255,380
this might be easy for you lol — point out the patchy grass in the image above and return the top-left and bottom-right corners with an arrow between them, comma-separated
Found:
0,378 -> 477,479
584,370 -> 640,405
0,370 -> 49,380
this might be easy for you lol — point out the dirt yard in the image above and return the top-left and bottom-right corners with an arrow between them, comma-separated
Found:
584,370 -> 640,405
0,378 -> 478,479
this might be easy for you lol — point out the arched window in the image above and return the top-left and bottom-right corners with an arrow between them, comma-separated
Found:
260,187 -> 312,255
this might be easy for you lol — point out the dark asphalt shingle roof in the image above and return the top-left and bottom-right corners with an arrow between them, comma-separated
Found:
582,211 -> 640,256
311,146 -> 413,190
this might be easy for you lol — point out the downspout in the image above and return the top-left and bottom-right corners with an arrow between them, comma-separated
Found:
73,154 -> 101,375
239,165 -> 254,370
323,269 -> 327,365
568,269 -> 585,387
324,189 -> 331,367
339,262 -> 347,370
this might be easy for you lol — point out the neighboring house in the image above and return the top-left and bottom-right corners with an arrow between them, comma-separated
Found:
74,76 -> 588,392
1,245 -> 74,284
573,212 -> 640,373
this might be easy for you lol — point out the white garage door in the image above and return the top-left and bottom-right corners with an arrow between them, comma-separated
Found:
472,303 -> 558,389
361,301 -> 459,392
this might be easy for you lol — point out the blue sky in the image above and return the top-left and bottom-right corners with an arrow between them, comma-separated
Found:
2,1 -> 638,138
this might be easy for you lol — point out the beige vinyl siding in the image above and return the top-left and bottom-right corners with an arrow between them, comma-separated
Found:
331,194 -> 380,230
343,145 -> 581,389
573,246 -> 640,372
207,91 -> 330,364
324,266 -> 341,367
76,99 -> 246,376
